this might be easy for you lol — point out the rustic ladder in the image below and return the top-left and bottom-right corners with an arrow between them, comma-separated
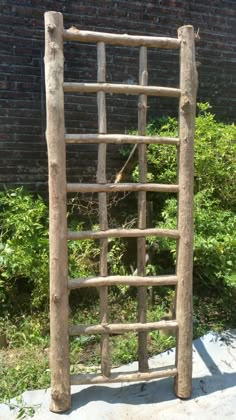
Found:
44,11 -> 197,413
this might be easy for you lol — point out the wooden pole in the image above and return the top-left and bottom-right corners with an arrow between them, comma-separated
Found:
66,182 -> 179,193
44,11 -> 70,412
69,320 -> 178,335
70,367 -> 177,385
174,25 -> 198,399
65,133 -> 179,145
97,41 -> 110,378
137,46 -> 148,372
63,82 -> 181,97
68,274 -> 178,289
68,227 -> 179,240
63,28 -> 180,49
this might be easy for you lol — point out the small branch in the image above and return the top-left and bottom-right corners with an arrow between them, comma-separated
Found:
115,145 -> 137,183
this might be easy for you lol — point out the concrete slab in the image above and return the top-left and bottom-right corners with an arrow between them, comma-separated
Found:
1,330 -> 236,420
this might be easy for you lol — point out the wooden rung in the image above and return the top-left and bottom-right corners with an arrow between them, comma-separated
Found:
65,134 -> 179,145
63,28 -> 180,49
69,320 -> 178,335
68,275 -> 178,289
67,183 -> 179,193
63,82 -> 181,98
68,228 -> 179,240
70,367 -> 178,385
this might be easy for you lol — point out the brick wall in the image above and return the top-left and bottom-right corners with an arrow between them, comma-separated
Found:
0,0 -> 236,193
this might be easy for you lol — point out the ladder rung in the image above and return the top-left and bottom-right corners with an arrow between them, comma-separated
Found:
63,82 -> 181,98
68,228 -> 179,241
67,183 -> 179,193
63,28 -> 180,49
65,133 -> 179,145
70,367 -> 177,385
68,275 -> 178,289
69,320 -> 178,335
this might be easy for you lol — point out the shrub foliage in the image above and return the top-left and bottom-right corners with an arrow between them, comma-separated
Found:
0,104 -> 235,314
132,103 -> 236,289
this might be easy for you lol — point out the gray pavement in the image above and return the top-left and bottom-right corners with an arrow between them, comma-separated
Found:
1,330 -> 236,419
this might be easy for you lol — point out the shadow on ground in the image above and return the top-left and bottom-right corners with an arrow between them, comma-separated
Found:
68,330 -> 236,413
69,372 -> 236,412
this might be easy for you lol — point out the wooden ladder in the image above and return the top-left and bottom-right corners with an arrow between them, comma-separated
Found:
44,11 -> 197,413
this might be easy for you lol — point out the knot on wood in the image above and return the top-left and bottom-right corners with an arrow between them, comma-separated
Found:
47,23 -> 56,33
51,388 -> 69,403
49,42 -> 59,52
68,25 -> 80,34
180,94 -> 192,111
51,389 -> 60,400
138,102 -> 148,110
50,161 -> 58,174
52,294 -> 60,303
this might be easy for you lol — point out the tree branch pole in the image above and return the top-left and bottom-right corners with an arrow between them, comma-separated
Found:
44,11 -> 70,412
137,46 -> 149,372
70,368 -> 177,386
65,133 -> 179,145
63,27 -> 180,49
97,41 -> 110,378
64,82 -> 181,97
174,25 -> 198,399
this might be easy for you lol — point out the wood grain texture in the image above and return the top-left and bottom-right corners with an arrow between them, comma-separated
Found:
65,133 -> 179,145
68,228 -> 179,240
97,41 -> 110,378
137,46 -> 148,372
174,25 -> 198,399
69,320 -> 178,335
68,275 -> 178,289
70,368 -> 177,385
44,11 -> 70,413
63,82 -> 181,97
63,28 -> 180,49
66,183 -> 179,193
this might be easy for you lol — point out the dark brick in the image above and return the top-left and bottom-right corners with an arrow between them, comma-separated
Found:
1,0 -> 236,192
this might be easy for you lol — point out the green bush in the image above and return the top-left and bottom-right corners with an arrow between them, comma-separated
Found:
133,102 -> 236,210
156,192 -> 236,289
0,103 -> 235,312
0,188 -> 49,310
132,103 -> 236,290
0,189 -> 128,312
